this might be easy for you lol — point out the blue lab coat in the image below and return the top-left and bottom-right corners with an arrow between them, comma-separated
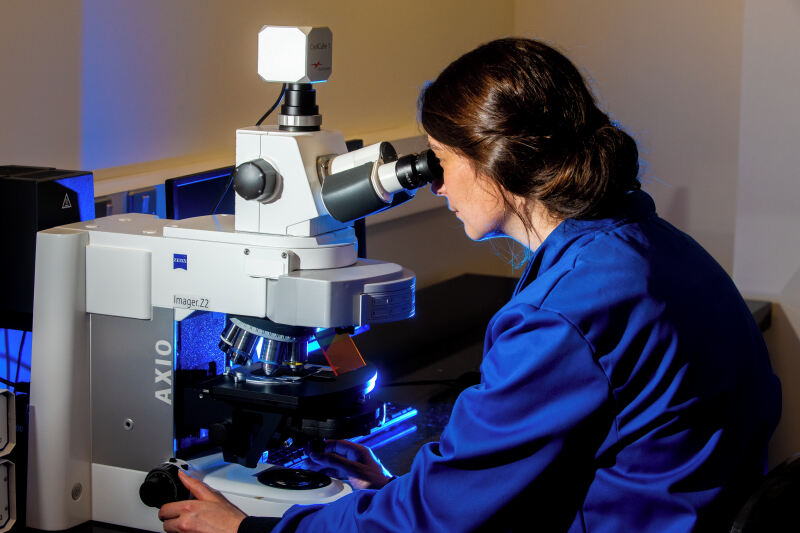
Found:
252,190 -> 781,532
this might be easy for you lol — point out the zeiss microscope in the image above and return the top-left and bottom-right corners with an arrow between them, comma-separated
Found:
26,26 -> 441,532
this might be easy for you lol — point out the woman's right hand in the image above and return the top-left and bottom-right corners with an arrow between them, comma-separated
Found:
306,440 -> 395,490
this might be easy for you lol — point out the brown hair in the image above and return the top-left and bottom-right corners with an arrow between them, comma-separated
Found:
419,38 -> 640,226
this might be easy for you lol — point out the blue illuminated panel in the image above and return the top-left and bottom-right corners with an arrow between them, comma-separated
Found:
0,329 -> 31,390
55,173 -> 95,221
166,168 -> 235,220
176,311 -> 227,372
126,184 -> 167,218
1,167 -> 94,388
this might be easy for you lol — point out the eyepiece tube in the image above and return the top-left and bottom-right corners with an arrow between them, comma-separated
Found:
394,149 -> 443,191
376,149 -> 442,197
321,148 -> 443,223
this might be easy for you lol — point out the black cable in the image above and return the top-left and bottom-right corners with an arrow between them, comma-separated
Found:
3,329 -> 8,382
256,83 -> 287,126
211,175 -> 234,216
14,330 -> 26,384
211,84 -> 287,216
0,376 -> 14,389
384,371 -> 482,389
383,379 -> 459,388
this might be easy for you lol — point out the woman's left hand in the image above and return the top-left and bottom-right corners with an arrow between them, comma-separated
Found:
306,439 -> 395,490
158,470 -> 246,533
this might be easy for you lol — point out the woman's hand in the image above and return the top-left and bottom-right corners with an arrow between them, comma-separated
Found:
306,440 -> 395,490
158,470 -> 246,533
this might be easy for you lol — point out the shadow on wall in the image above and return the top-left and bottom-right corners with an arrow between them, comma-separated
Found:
366,207 -> 519,289
766,298 -> 800,468
644,182 -> 690,232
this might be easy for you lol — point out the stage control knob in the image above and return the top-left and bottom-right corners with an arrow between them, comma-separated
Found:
139,460 -> 190,508
233,159 -> 279,202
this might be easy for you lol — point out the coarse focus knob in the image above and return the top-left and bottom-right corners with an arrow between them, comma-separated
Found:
139,462 -> 190,508
232,159 -> 279,202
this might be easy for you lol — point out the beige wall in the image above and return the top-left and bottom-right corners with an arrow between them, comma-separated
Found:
734,0 -> 800,466
513,0 -> 744,272
515,0 -> 800,466
10,5 -> 797,462
0,0 -> 517,287
369,208 -> 518,290
1,0 -> 514,172
0,1 -> 83,169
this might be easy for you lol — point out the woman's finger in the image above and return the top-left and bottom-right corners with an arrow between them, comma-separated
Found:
309,451 -> 363,475
158,501 -> 185,521
325,439 -> 370,462
178,470 -> 225,503
161,518 -> 179,533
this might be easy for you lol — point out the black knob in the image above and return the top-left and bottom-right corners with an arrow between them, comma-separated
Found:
232,159 -> 279,202
139,463 -> 190,508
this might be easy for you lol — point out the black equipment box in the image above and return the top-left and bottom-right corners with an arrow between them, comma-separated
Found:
0,165 -> 94,331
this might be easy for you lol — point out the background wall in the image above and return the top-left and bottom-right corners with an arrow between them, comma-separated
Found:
734,0 -> 800,466
3,0 -> 799,463
0,1 -> 83,169
514,0 -> 800,467
2,0 -> 515,171
514,0 -> 744,272
0,0 -> 518,286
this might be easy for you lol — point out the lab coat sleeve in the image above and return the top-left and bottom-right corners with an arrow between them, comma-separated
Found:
273,303 -> 616,532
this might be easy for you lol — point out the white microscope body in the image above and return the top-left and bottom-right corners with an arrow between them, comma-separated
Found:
25,26 -> 440,532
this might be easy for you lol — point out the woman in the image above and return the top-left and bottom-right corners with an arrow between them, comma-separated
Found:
159,38 -> 781,532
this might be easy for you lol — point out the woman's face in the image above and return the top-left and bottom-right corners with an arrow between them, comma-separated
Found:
428,136 -> 506,241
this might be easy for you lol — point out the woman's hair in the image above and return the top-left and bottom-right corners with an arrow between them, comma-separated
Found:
419,38 -> 640,225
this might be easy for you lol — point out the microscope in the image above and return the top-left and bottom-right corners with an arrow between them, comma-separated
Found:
25,26 -> 441,532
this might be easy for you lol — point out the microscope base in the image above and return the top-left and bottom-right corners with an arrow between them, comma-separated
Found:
92,453 -> 351,532
193,453 -> 352,517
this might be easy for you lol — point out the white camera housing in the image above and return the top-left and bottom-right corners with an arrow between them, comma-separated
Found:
258,26 -> 332,83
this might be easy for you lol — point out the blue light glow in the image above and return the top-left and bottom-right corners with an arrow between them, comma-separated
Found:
55,173 -> 95,221
351,406 -> 419,442
368,424 -> 417,449
176,311 -> 226,372
0,329 -> 31,388
364,371 -> 378,395
308,325 -> 371,354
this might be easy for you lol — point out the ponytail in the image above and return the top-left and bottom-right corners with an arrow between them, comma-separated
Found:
419,38 -> 640,223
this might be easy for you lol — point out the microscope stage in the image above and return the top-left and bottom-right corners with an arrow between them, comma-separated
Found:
200,363 -> 377,410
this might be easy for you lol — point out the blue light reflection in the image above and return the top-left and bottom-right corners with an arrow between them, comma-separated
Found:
364,371 -> 378,395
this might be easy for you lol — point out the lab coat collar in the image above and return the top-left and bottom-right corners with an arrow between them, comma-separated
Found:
514,190 -> 657,295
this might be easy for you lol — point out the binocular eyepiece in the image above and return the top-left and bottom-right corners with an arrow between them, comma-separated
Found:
394,149 -> 443,191
232,143 -> 444,224
319,146 -> 443,224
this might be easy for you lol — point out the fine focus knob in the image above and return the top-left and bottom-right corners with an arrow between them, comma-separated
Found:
232,159 -> 279,202
139,462 -> 190,508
